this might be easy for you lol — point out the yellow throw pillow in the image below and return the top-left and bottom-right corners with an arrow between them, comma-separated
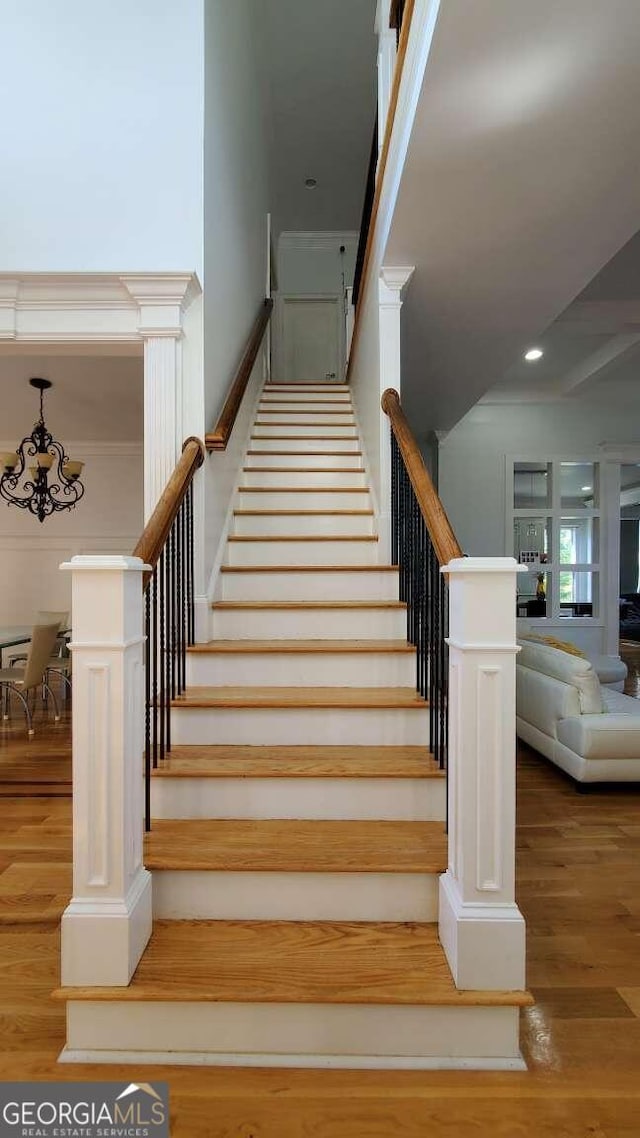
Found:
519,632 -> 586,659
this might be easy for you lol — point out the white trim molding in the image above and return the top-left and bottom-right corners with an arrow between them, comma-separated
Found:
0,272 -> 202,519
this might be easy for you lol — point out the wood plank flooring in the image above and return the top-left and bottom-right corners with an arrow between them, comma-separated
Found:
1,715 -> 640,1134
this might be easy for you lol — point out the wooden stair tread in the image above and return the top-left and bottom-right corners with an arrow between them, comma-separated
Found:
227,535 -> 378,542
220,564 -> 399,573
54,919 -> 532,1007
188,638 -> 413,653
232,509 -> 374,516
250,436 -> 360,441
144,819 -> 444,873
241,471 -> 367,477
152,744 -> 441,779
171,686 -> 427,709
209,601 -> 404,611
246,450 -> 363,456
255,407 -> 350,411
259,400 -> 351,406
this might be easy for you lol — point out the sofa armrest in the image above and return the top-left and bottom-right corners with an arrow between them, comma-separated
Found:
557,715 -> 640,761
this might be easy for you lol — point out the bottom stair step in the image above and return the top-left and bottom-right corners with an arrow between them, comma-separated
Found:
56,920 -> 532,1068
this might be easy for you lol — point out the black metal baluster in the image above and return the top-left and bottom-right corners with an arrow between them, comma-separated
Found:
159,549 -> 165,764
188,483 -> 195,645
180,499 -> 187,692
151,565 -> 158,772
144,582 -> 151,831
176,514 -> 182,696
165,530 -> 172,753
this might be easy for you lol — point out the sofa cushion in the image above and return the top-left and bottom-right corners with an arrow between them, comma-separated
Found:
557,713 -> 640,761
517,640 -> 604,714
516,665 -> 581,737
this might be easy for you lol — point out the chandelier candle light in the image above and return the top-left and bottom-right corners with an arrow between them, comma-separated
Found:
0,378 -> 85,522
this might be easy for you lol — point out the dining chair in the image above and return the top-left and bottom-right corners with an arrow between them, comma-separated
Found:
8,610 -> 72,702
0,622 -> 62,735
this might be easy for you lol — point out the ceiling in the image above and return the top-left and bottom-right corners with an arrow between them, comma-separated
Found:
260,0 -> 378,238
482,229 -> 640,408
0,352 -> 143,442
385,0 -> 640,436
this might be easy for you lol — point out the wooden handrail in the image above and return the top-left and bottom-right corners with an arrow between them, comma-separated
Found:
381,388 -> 462,567
133,436 -> 205,587
205,298 -> 274,452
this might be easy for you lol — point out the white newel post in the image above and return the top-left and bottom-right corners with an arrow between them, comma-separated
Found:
438,557 -> 527,991
60,555 -> 151,987
378,267 -> 414,560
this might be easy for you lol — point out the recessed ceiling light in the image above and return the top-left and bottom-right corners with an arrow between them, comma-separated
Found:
581,485 -> 592,492
304,178 -> 317,189
524,347 -> 543,361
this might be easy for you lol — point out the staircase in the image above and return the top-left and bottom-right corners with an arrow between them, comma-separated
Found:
57,382 -> 530,1068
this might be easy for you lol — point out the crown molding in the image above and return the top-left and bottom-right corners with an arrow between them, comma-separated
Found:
278,231 -> 358,251
0,440 -> 142,458
0,272 -> 201,343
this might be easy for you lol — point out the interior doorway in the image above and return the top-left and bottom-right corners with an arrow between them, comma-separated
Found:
279,296 -> 343,383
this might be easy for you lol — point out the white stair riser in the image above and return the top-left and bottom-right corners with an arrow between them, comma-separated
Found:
238,486 -> 370,506
255,414 -> 356,427
186,650 -> 415,686
65,1003 -> 522,1066
232,513 -> 375,537
241,470 -> 368,488
151,776 -> 444,821
219,568 -> 400,602
171,706 -> 430,746
249,438 -> 361,452
151,870 -> 437,921
226,540 -> 378,566
252,425 -> 358,438
259,401 -> 352,413
210,606 -> 405,640
266,384 -> 350,394
245,453 -> 363,469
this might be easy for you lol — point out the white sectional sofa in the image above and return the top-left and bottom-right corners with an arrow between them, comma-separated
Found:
516,639 -> 640,783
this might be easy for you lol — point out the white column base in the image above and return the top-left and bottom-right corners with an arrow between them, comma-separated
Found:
439,871 -> 526,991
61,868 -> 152,987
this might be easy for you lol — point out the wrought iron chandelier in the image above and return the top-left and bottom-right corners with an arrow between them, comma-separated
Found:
0,378 -> 85,523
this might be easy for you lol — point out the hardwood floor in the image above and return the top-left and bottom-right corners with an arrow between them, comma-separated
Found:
1,713 -> 640,1136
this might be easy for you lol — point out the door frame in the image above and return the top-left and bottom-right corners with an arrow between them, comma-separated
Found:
273,292 -> 345,383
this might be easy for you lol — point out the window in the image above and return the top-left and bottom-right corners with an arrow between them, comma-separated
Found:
511,460 -> 600,620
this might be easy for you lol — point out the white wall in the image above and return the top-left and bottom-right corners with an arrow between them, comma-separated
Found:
439,399 -> 640,652
202,0 -> 271,615
0,444 -> 143,626
0,0 -> 205,275
203,0 -> 270,429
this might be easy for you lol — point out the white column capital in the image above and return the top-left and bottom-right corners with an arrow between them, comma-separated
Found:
120,272 -> 201,338
379,266 -> 415,304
